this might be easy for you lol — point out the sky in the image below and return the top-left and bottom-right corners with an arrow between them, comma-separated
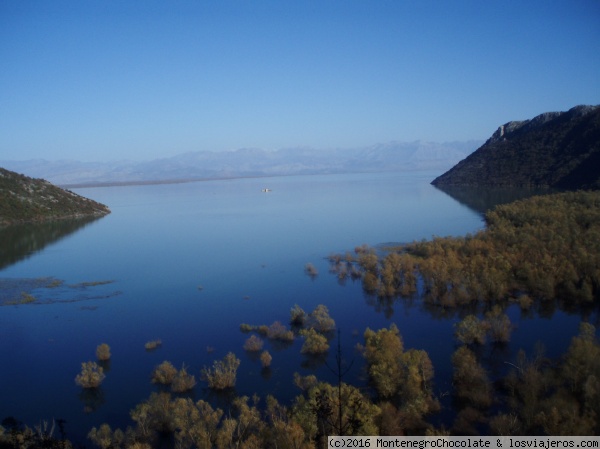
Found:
1,1 -> 599,162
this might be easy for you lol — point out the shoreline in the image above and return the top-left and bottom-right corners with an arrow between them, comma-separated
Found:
59,168 -> 436,189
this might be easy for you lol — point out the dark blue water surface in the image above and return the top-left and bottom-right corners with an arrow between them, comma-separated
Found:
0,171 -> 586,442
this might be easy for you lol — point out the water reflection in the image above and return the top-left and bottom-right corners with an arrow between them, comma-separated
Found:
432,184 -> 553,216
0,216 -> 103,270
78,388 -> 105,414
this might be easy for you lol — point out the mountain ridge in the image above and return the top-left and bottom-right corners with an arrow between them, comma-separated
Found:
432,105 -> 600,189
1,140 -> 481,186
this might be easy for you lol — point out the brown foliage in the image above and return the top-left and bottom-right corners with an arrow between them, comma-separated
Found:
201,352 -> 241,390
95,343 -> 111,361
151,361 -> 178,385
75,361 -> 106,389
243,335 -> 264,352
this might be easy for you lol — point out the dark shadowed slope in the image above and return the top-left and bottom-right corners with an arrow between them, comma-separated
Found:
0,167 -> 110,226
432,105 -> 600,190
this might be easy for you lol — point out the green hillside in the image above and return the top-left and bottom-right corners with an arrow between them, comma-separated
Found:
0,167 -> 110,226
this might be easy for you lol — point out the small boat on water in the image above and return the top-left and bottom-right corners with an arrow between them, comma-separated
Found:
261,188 -> 271,192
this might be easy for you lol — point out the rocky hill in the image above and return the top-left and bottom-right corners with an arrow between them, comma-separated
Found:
0,167 -> 110,226
431,105 -> 600,189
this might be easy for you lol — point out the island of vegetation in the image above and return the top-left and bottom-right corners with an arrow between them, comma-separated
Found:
432,105 -> 600,189
0,167 -> 110,226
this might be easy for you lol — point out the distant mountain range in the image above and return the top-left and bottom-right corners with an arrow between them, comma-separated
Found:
0,167 -> 110,226
432,105 -> 600,190
1,141 -> 481,186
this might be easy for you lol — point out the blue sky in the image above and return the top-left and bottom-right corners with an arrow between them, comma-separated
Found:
1,1 -> 599,162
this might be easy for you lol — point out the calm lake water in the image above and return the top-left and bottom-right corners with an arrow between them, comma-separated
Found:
0,171 -> 586,442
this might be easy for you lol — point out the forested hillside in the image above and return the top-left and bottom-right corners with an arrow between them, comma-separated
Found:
432,105 -> 600,189
0,167 -> 110,226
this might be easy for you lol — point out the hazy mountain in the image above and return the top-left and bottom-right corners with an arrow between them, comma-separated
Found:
432,105 -> 600,189
1,141 -> 481,186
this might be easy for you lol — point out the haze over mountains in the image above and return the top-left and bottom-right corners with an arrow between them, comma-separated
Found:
1,140 -> 480,186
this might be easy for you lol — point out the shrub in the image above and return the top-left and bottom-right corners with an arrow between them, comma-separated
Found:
304,263 -> 318,277
151,361 -> 178,385
290,304 -> 307,326
362,272 -> 380,293
240,323 -> 255,333
485,306 -> 512,343
201,352 -> 241,389
243,335 -> 264,352
452,346 -> 493,408
307,304 -> 335,333
454,315 -> 488,345
300,328 -> 329,354
88,424 -> 125,449
260,350 -> 272,368
518,294 -> 533,310
293,372 -> 318,391
360,324 -> 404,398
171,366 -> 196,393
96,343 -> 111,361
266,321 -> 294,342
145,339 -> 162,350
75,361 -> 106,388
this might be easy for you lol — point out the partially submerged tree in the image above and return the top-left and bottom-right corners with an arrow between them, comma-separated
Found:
300,328 -> 329,354
151,361 -> 178,385
290,304 -> 307,326
260,350 -> 272,368
75,361 -> 106,389
96,343 -> 111,361
307,304 -> 336,333
201,352 -> 241,390
171,365 -> 197,393
243,335 -> 264,352
454,315 -> 488,345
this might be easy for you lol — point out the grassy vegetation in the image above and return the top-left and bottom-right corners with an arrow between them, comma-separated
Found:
0,277 -> 120,306
11,292 -> 36,305
72,280 -> 115,288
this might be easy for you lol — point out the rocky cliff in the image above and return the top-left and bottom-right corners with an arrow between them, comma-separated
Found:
0,167 -> 110,226
431,105 -> 600,189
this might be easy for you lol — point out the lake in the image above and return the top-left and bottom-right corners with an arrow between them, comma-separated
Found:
0,171 -> 586,442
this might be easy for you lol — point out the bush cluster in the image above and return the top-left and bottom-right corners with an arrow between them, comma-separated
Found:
330,191 -> 600,308
75,362 -> 106,389
96,343 -> 111,361
201,352 -> 241,390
